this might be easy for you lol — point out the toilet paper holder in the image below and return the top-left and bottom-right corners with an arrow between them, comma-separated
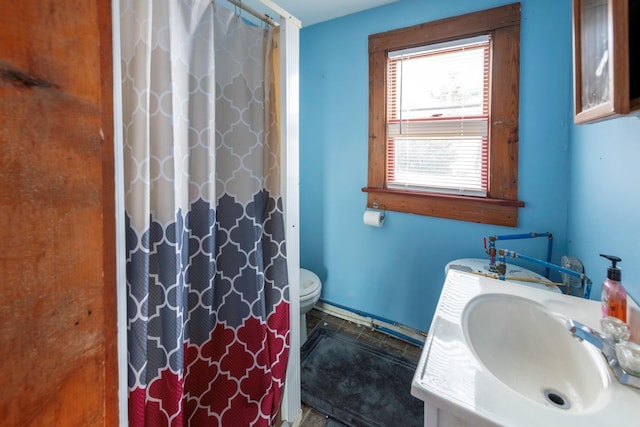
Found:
364,201 -> 386,227
371,201 -> 386,218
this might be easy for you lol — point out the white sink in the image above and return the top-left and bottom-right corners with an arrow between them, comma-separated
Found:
463,294 -> 607,411
411,270 -> 640,427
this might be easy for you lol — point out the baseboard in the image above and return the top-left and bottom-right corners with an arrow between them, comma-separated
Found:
314,301 -> 427,346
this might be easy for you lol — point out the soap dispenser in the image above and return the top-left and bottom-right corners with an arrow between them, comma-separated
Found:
600,254 -> 627,323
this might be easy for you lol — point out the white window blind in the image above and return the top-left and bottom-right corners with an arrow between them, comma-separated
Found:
386,35 -> 491,196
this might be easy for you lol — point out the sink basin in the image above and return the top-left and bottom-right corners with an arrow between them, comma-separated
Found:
463,294 -> 608,411
411,270 -> 640,427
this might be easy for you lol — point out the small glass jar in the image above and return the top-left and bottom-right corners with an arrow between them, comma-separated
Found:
600,316 -> 631,342
615,340 -> 640,376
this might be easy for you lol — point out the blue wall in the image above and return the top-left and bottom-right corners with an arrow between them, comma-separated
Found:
569,116 -> 640,304
299,0 -> 576,331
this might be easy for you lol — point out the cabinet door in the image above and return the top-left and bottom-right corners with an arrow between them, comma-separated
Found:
573,0 -> 629,123
630,0 -> 640,109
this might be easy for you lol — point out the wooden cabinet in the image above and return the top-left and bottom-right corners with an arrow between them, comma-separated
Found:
572,0 -> 640,123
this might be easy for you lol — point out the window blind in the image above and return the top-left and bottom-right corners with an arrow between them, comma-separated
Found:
386,35 -> 491,196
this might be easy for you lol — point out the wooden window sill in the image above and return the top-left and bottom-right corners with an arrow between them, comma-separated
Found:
362,187 -> 524,227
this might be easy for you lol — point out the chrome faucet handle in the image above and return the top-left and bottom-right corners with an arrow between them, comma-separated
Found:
566,319 -> 613,354
566,318 -> 640,389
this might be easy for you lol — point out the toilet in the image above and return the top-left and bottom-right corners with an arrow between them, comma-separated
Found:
299,268 -> 322,344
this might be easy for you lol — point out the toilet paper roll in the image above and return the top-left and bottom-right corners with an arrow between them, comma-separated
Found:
363,210 -> 384,227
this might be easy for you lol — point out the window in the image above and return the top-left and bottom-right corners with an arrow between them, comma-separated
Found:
364,3 -> 524,226
387,35 -> 490,196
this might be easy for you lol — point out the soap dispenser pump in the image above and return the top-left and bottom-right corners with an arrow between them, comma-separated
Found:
600,254 -> 627,323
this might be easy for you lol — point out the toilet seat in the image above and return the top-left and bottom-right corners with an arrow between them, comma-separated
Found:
299,268 -> 322,345
300,286 -> 321,304
300,268 -> 321,300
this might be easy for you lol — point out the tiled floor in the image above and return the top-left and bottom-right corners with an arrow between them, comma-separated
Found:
298,308 -> 424,427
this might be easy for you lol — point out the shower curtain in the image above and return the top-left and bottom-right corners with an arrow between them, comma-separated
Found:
121,1 -> 289,426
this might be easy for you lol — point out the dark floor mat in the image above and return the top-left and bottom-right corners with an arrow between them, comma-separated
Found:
301,326 -> 423,427
324,419 -> 349,427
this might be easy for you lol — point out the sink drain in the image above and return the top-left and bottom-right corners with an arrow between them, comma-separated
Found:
543,388 -> 571,410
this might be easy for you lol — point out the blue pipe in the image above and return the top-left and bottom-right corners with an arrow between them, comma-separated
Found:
498,249 -> 592,298
489,232 -> 553,279
318,299 -> 427,346
492,232 -> 552,241
545,235 -> 553,278
375,326 -> 425,347
499,250 -> 583,279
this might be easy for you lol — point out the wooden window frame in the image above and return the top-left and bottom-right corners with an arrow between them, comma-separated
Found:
363,3 -> 524,227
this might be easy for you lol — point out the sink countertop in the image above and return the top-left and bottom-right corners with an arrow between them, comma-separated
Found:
411,270 -> 640,427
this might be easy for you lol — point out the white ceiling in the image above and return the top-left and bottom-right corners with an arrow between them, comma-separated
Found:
242,0 -> 399,27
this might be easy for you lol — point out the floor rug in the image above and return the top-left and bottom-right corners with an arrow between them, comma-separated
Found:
324,419 -> 349,427
301,326 -> 424,427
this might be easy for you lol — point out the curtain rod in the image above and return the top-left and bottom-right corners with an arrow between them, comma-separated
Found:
256,0 -> 301,27
225,0 -> 279,27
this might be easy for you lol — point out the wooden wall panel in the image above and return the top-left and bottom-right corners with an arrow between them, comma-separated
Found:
0,1 -> 117,425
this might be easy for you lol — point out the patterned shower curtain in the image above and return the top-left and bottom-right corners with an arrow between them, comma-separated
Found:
121,1 -> 289,426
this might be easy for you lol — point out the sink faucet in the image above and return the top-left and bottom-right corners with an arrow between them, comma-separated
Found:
566,319 -> 640,389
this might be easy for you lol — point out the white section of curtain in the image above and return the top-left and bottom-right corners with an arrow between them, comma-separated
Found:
121,0 -> 216,229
